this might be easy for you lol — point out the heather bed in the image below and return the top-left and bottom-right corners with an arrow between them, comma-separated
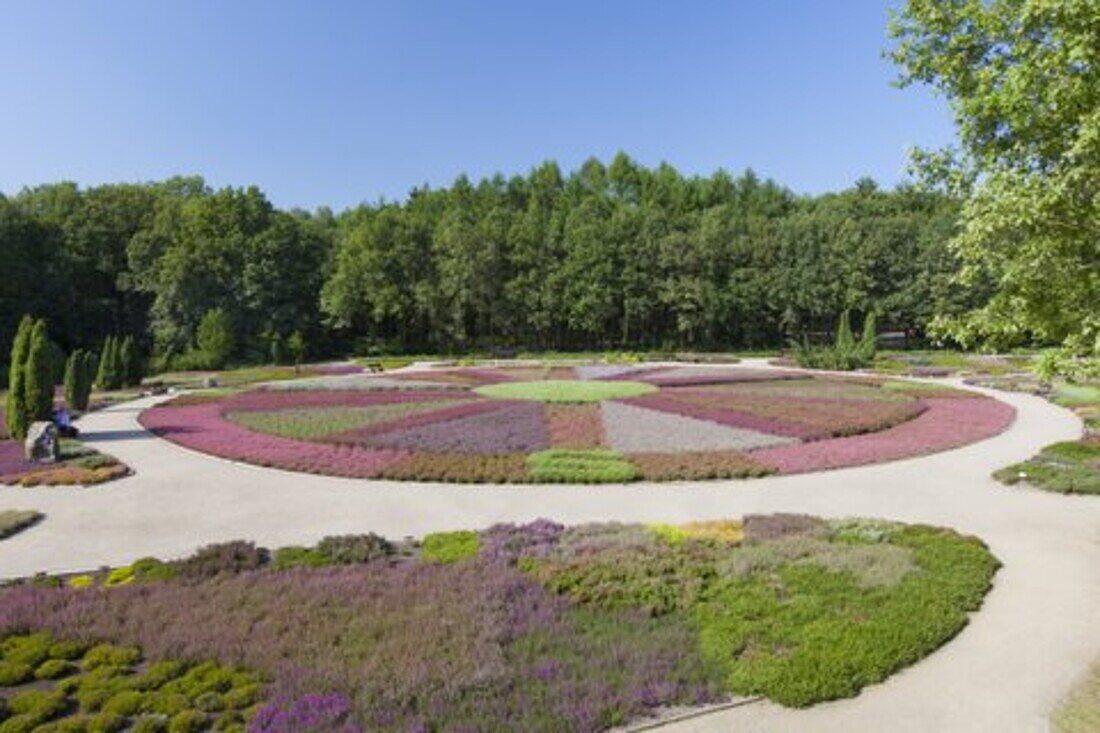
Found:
138,366 -> 1014,483
0,516 -> 998,732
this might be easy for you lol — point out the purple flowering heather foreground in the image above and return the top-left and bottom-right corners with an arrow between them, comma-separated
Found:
251,694 -> 360,733
0,542 -> 722,732
360,401 -> 550,454
139,402 -> 405,477
752,397 -> 1016,474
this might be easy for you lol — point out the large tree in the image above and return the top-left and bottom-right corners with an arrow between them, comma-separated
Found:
890,0 -> 1100,353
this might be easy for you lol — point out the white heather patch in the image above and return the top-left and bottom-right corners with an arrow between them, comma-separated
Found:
601,401 -> 798,454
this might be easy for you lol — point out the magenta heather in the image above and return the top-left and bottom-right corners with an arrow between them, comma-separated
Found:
752,397 -> 1016,473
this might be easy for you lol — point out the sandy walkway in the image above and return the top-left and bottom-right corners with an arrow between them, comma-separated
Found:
0,372 -> 1093,732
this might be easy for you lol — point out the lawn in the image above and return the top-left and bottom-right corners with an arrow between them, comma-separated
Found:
139,365 -> 1012,483
0,515 -> 998,732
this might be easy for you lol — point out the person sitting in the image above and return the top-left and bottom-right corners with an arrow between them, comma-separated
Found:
53,406 -> 79,438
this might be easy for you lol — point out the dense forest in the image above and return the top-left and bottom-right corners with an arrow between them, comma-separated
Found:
0,154 -> 983,372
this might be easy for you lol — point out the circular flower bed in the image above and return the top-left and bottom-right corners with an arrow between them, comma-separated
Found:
138,365 -> 1016,483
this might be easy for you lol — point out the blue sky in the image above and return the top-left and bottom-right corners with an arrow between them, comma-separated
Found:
0,1 -> 952,210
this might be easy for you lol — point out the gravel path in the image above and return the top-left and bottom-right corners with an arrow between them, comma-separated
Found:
601,400 -> 797,453
0,362 -> 1094,733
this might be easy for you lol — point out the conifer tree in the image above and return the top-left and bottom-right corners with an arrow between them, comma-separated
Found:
858,311 -> 877,362
834,310 -> 855,356
120,335 -> 142,387
25,319 -> 55,421
82,351 -> 98,402
5,315 -> 35,439
96,336 -> 115,389
64,349 -> 82,409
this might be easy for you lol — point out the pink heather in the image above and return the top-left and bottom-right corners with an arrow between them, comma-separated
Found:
140,403 -> 406,478
750,397 -> 1016,473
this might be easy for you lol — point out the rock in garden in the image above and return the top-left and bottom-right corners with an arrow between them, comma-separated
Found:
24,421 -> 60,463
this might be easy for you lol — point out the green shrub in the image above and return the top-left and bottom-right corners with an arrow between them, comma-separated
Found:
0,661 -> 33,686
193,692 -> 224,713
131,717 -> 169,733
167,709 -> 206,733
2,632 -> 52,666
527,449 -> 638,483
48,640 -> 87,661
174,542 -> 268,579
0,714 -> 40,733
35,659 -> 77,680
212,711 -> 245,732
141,693 -> 189,717
221,685 -> 260,710
101,690 -> 144,716
272,546 -> 328,570
103,566 -> 135,588
131,558 -> 178,583
421,531 -> 479,564
73,454 -> 117,471
68,575 -> 96,589
83,644 -> 141,670
132,661 -> 186,692
316,534 -> 393,564
8,689 -> 67,719
86,713 -> 125,733
792,310 -> 878,371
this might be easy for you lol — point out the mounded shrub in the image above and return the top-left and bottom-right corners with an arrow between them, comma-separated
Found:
174,542 -> 269,579
316,533 -> 393,564
421,530 -> 479,564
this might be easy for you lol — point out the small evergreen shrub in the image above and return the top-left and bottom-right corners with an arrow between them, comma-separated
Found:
174,542 -> 268,579
792,310 -> 878,371
316,533 -> 393,564
421,531 -> 479,564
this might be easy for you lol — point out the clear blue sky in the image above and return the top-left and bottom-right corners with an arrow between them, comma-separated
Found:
0,1 -> 952,211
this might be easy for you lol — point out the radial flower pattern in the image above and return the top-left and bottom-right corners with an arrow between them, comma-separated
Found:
138,365 -> 1015,482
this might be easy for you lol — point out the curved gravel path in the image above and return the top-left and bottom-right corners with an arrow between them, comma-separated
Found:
0,364 -> 1095,733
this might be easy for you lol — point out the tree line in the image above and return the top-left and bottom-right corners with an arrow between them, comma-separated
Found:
1,155 -> 986,380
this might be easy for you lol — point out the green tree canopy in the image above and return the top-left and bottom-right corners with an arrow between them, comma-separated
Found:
890,0 -> 1100,353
